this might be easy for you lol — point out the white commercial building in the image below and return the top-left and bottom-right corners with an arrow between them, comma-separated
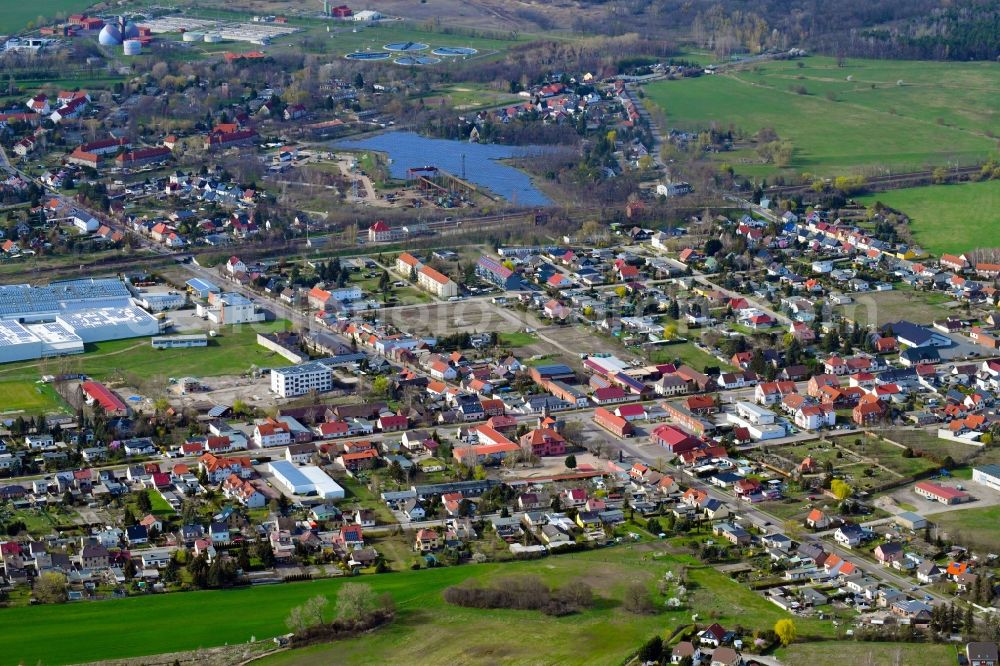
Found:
735,401 -> 776,425
197,293 -> 265,325
972,465 -> 1000,492
270,362 -> 334,398
151,334 -> 208,349
133,290 -> 186,312
56,306 -> 160,343
267,460 -> 345,499
353,10 -> 382,21
726,412 -> 786,441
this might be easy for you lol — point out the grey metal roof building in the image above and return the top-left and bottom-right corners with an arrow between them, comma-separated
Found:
0,278 -> 132,320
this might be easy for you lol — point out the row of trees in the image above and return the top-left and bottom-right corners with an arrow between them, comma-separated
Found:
285,583 -> 395,636
443,576 -> 595,617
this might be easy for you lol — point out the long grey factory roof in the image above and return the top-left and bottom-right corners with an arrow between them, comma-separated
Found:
0,278 -> 131,317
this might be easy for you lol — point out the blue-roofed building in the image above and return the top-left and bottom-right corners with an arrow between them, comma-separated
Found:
612,371 -> 646,394
899,346 -> 941,367
529,364 -> 576,382
885,321 -> 952,348
186,277 -> 221,299
476,255 -> 520,290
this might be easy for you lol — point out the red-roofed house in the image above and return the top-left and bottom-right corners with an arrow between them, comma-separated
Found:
615,403 -> 647,421
519,428 -> 566,457
378,414 -> 408,432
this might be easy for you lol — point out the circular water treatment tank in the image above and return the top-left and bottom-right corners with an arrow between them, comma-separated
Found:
394,55 -> 441,66
98,24 -> 122,46
383,41 -> 428,52
432,46 -> 478,56
123,39 -> 142,56
204,33 -> 223,43
344,51 -> 390,61
182,32 -> 203,42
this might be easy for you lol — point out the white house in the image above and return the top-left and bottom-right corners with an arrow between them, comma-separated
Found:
253,419 -> 292,448
72,213 -> 99,233
794,404 -> 836,430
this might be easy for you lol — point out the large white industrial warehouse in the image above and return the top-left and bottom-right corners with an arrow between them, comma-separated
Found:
56,306 -> 159,343
0,278 -> 162,363
0,320 -> 83,363
267,461 -> 345,500
0,278 -> 133,321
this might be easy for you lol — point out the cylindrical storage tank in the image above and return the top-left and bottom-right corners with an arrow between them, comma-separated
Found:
182,32 -> 203,42
123,21 -> 140,40
123,39 -> 142,56
204,33 -> 222,43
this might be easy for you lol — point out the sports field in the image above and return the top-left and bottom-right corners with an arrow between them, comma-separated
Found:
0,320 -> 292,384
856,180 -> 1000,255
0,546 -> 833,666
0,380 -> 69,414
645,56 -> 999,177
0,1 -> 93,34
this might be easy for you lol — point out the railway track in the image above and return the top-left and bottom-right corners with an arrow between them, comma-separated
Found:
764,164 -> 983,199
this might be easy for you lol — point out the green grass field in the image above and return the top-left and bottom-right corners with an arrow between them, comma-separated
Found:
0,546 -> 833,666
873,428 -> 980,464
0,320 -> 292,383
0,380 -> 69,414
498,331 -> 538,348
856,180 -> 1000,255
645,56 -> 999,177
778,641 -> 958,666
831,435 -> 939,479
839,288 -> 955,326
930,505 -> 1000,553
650,342 -> 733,372
423,84 -> 522,112
0,1 -> 93,34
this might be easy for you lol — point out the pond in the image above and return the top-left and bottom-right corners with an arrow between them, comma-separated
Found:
334,131 -> 555,206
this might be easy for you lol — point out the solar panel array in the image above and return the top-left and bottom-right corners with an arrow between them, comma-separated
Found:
0,320 -> 38,347
0,278 -> 132,317
27,321 -> 82,345
58,305 -> 154,330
